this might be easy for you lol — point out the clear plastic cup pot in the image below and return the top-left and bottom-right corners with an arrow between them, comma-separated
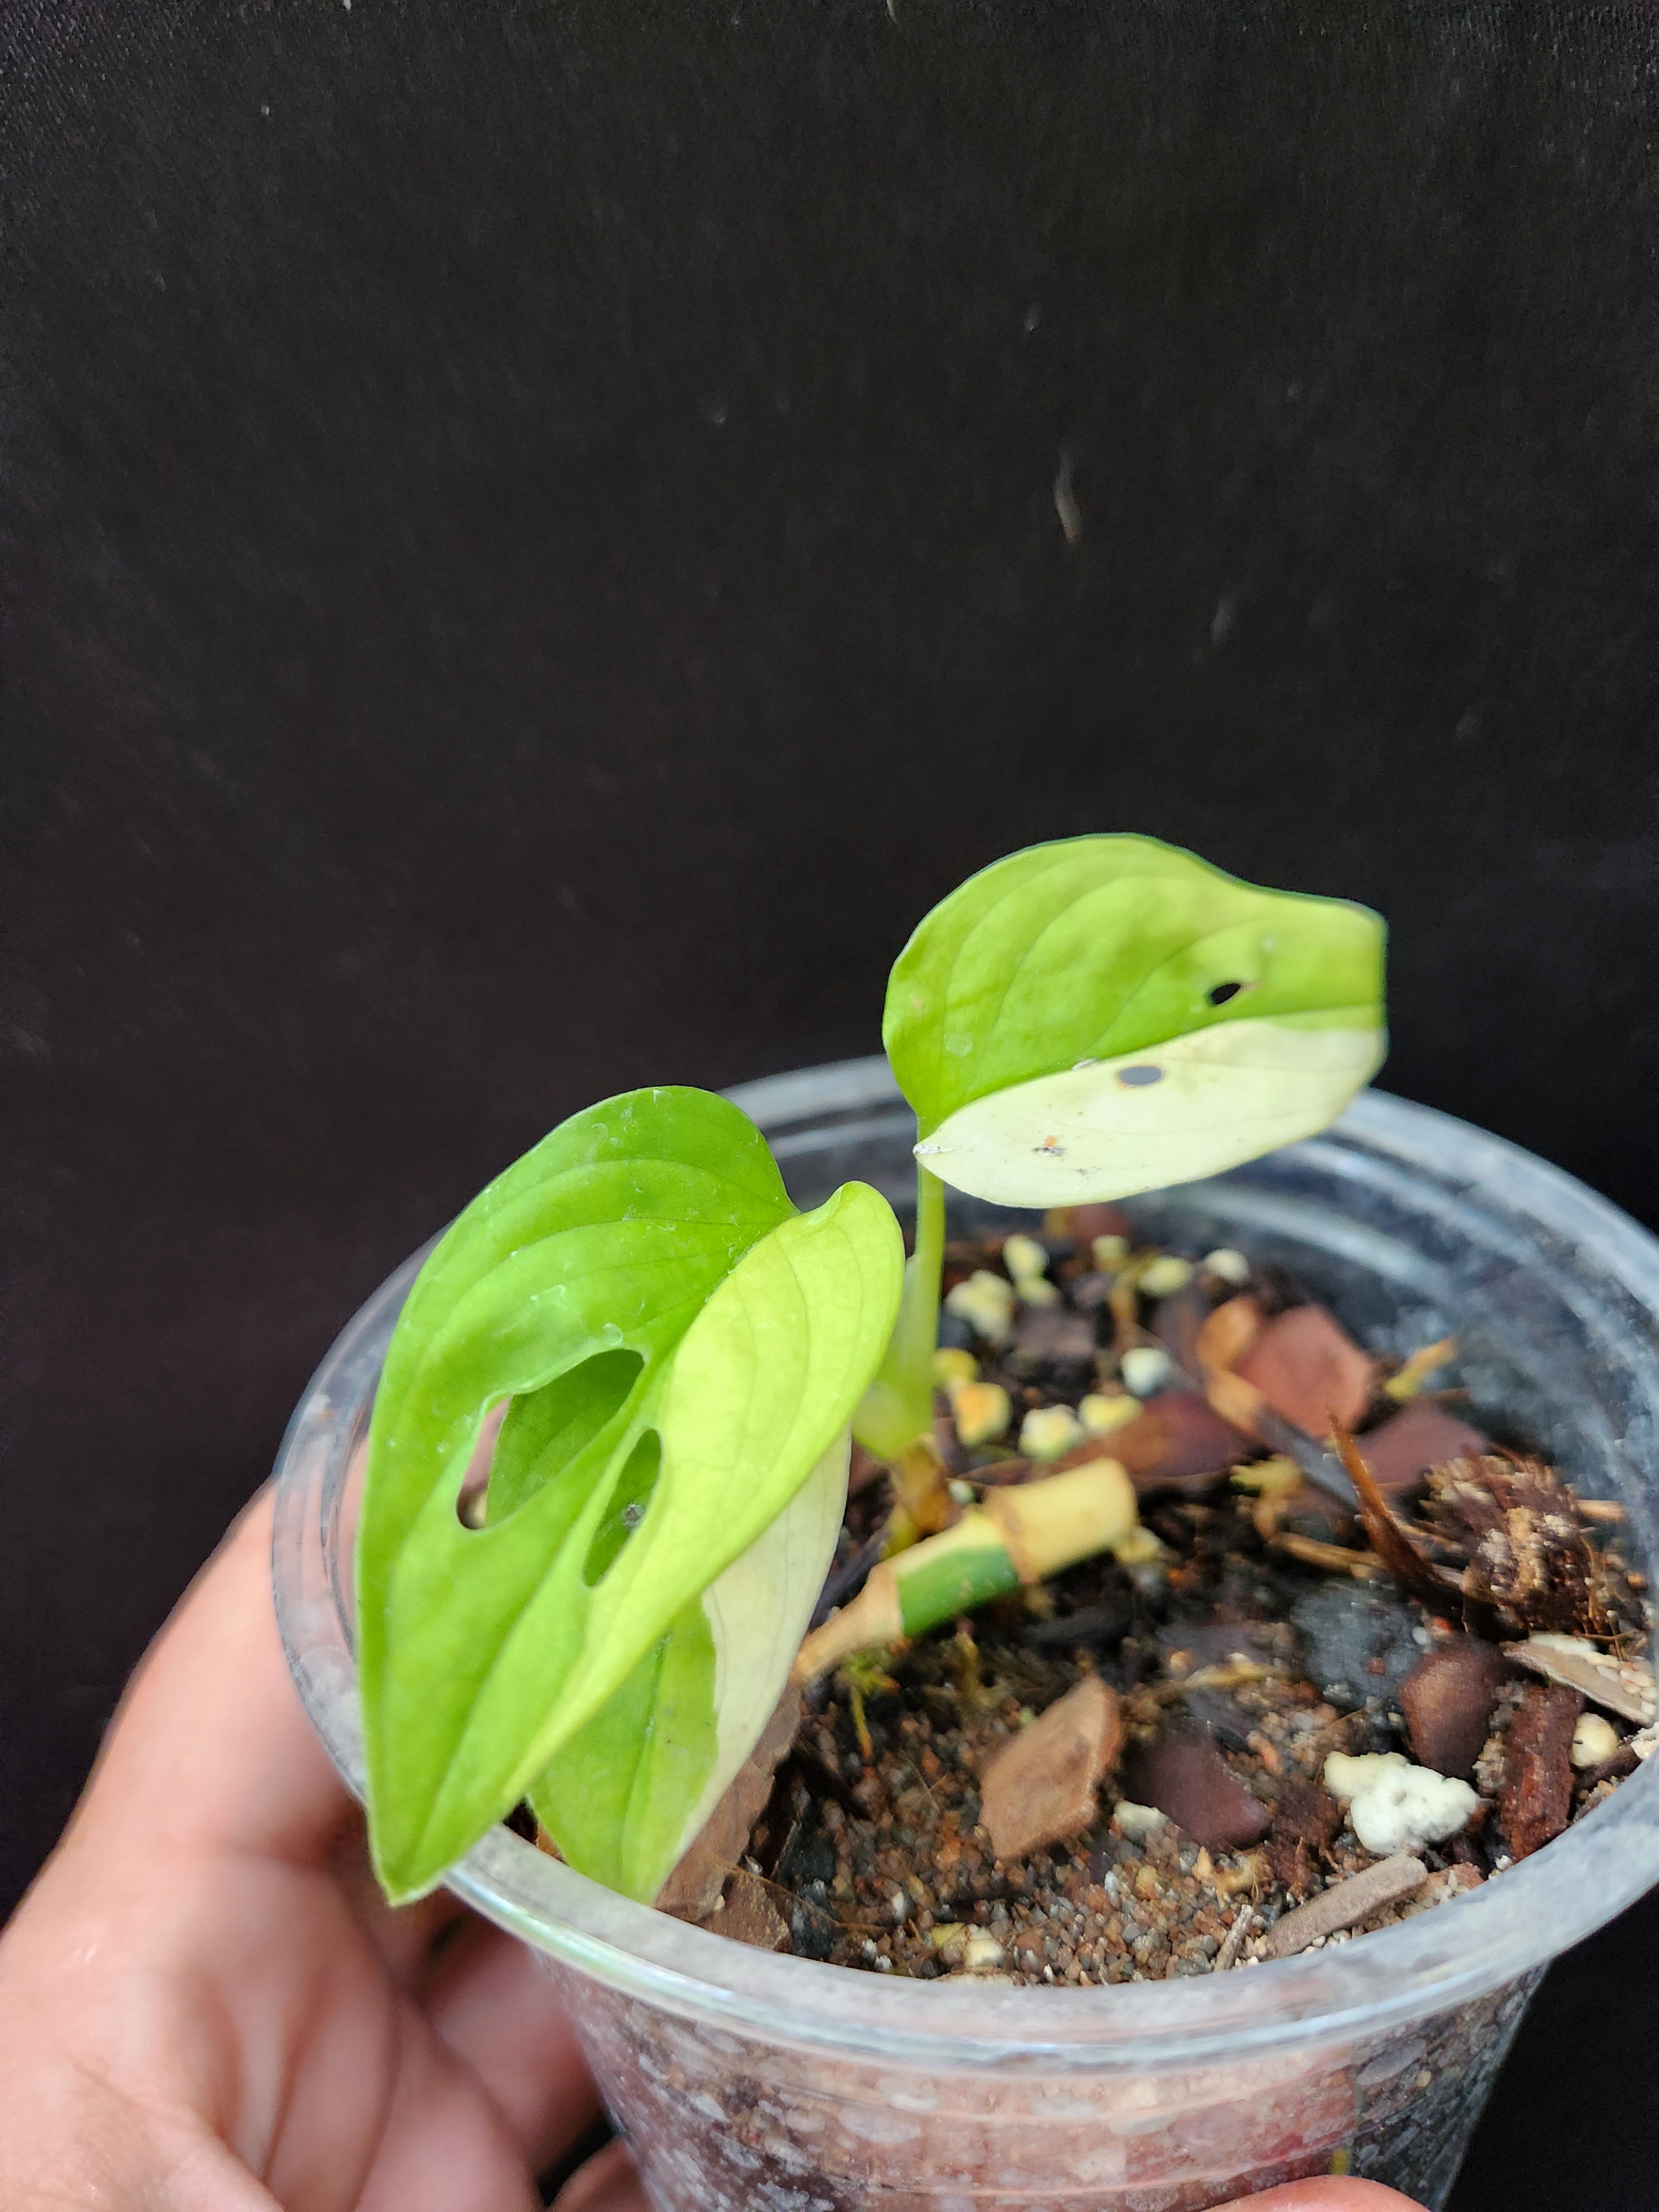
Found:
273,1060 -> 1659,2210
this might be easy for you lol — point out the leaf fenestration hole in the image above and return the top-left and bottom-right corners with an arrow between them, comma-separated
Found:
1117,1064 -> 1165,1087
477,1347 -> 645,1529
1206,980 -> 1246,1005
583,1429 -> 662,1585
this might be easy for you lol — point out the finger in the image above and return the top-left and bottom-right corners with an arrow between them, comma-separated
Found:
326,1820 -> 472,1986
346,2005 -> 542,2212
1223,2182 -> 1426,2210
61,1488 -> 358,1872
422,1916 -> 603,2170
554,2139 -> 649,2212
81,1486 -> 483,1983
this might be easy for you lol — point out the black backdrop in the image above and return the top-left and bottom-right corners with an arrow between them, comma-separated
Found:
6,3 -> 1658,2204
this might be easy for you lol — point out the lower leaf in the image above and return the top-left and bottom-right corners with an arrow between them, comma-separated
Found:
532,1431 -> 849,1901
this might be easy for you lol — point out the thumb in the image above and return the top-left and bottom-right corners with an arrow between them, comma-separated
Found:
59,1486 -> 353,1872
1223,2181 -> 1425,2210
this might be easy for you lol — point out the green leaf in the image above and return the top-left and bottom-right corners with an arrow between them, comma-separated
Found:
885,836 -> 1386,1207
530,1431 -> 848,1901
357,1087 -> 902,1902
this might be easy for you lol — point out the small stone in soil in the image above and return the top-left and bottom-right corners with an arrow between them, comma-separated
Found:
1290,1579 -> 1421,1712
1572,1712 -> 1621,1768
1399,1640 -> 1514,1780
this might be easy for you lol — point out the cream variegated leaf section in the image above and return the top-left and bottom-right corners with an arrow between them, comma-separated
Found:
693,1428 -> 848,1844
531,1433 -> 848,1902
913,1015 -> 1385,1207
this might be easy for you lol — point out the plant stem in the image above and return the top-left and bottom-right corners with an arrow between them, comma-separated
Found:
852,1162 -> 948,1464
792,1459 -> 1139,1681
892,1162 -> 946,1424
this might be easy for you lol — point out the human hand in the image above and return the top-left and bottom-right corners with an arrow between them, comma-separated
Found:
0,1491 -> 1426,2212
0,1488 -> 644,2212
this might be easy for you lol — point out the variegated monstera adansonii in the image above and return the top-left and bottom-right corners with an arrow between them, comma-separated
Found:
357,1087 -> 902,1904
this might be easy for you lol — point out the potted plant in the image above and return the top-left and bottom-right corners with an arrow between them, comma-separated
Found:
273,836 -> 1659,2210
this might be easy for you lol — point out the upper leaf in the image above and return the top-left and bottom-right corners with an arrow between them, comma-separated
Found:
884,837 -> 1386,1207
357,1087 -> 902,1901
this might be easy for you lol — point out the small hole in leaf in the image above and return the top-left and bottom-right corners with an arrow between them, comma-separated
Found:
1207,980 -> 1246,1006
456,1400 -> 510,1527
1118,1064 -> 1165,1088
583,1430 -> 661,1585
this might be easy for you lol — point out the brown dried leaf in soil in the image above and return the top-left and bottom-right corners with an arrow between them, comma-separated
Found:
979,1675 -> 1124,1861
1359,1402 -> 1489,1498
1121,1724 -> 1272,1852
702,1868 -> 792,1951
1233,1305 -> 1379,1438
1400,1640 -> 1515,1780
1070,1389 -> 1250,1495
658,1689 -> 802,1918
1424,1455 -> 1611,1635
1268,1776 -> 1343,1900
1502,1682 -> 1583,1860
